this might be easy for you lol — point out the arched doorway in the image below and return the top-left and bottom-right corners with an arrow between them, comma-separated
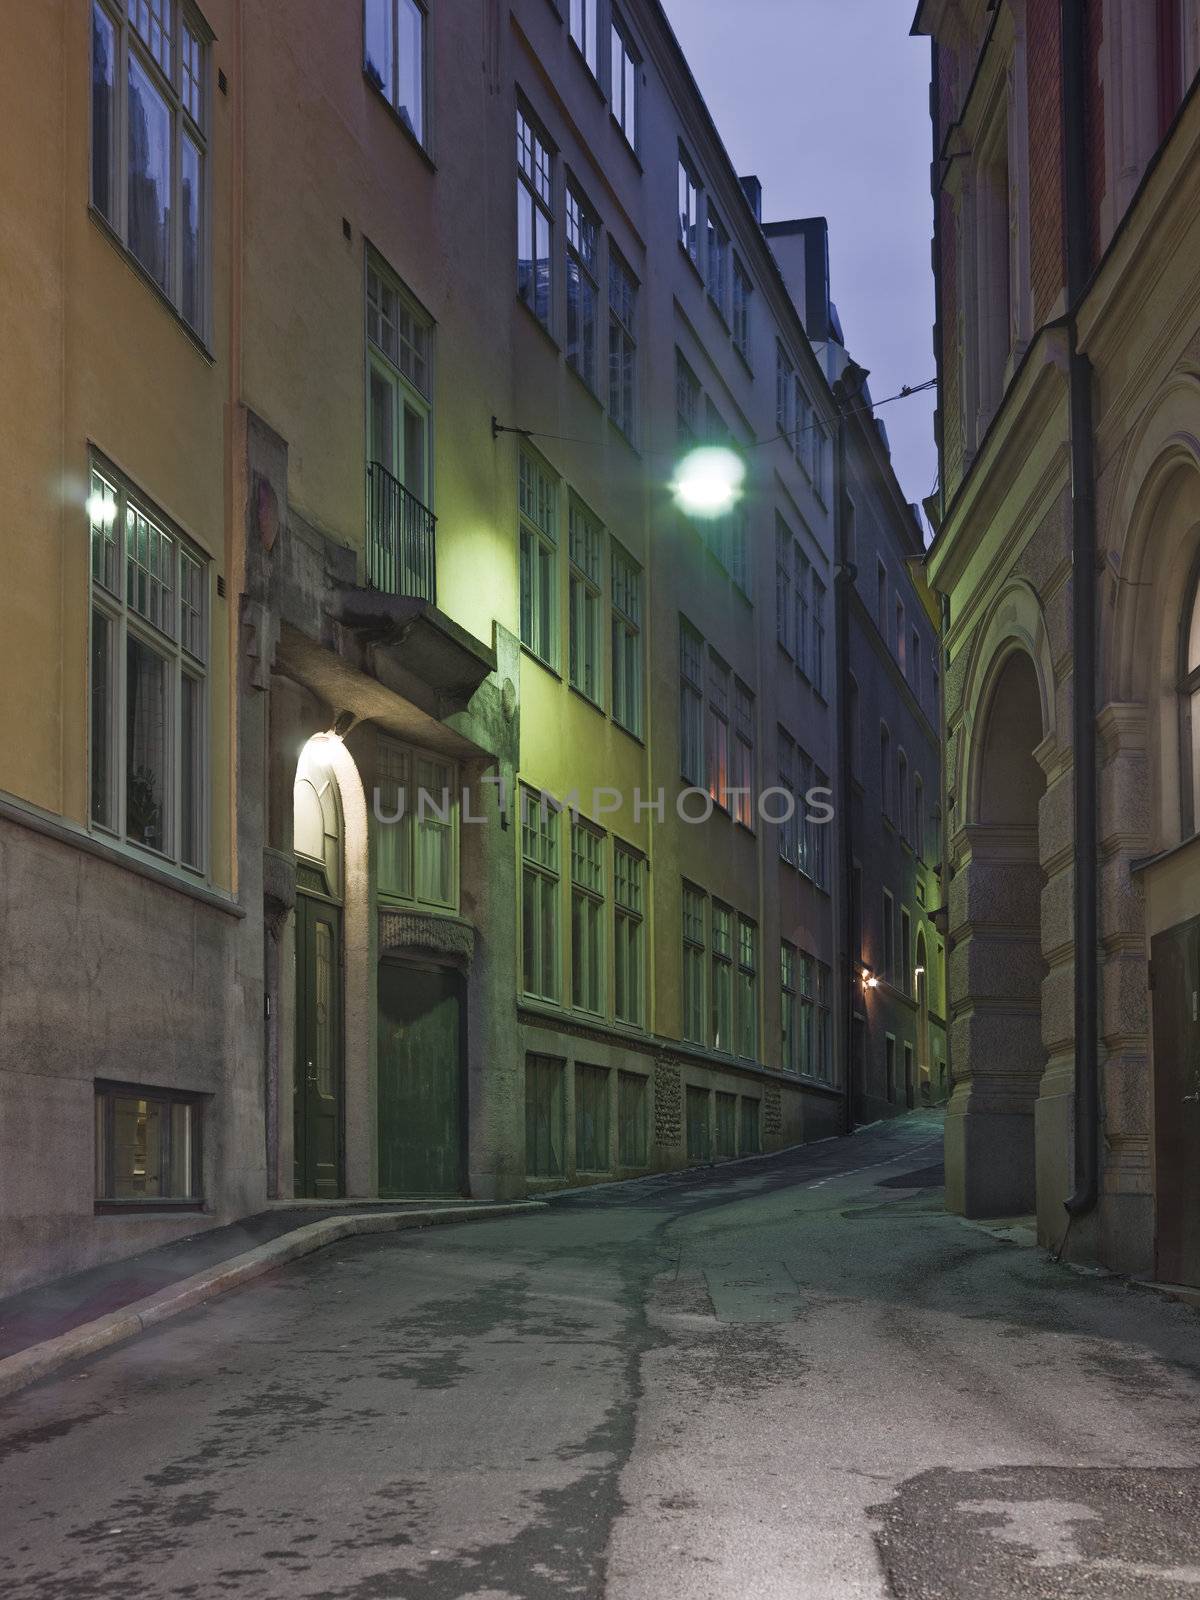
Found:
947,648 -> 1047,1217
293,736 -> 345,1198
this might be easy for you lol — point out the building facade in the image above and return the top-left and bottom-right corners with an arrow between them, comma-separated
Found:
1,0 -> 873,1295
917,0 -> 1200,1283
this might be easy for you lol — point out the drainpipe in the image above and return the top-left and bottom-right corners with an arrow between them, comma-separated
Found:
833,377 -> 857,1136
1061,0 -> 1099,1219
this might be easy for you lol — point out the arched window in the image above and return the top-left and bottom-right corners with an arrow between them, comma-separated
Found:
1178,557 -> 1200,837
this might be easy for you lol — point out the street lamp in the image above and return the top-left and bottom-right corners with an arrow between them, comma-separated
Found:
671,445 -> 745,518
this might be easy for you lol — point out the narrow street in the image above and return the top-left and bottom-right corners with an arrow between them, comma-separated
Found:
1,1114 -> 1198,1600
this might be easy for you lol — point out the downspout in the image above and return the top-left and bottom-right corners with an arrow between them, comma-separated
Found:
1061,0 -> 1100,1220
833,380 -> 857,1135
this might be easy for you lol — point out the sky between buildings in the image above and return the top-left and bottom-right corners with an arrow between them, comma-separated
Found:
661,0 -> 938,520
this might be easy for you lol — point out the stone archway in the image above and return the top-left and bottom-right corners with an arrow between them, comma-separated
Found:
946,648 -> 1048,1218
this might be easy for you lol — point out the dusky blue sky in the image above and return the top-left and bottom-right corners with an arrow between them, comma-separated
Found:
661,0 -> 937,515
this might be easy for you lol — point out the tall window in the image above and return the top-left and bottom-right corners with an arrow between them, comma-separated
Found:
571,820 -> 605,1015
848,675 -> 861,776
732,257 -> 753,362
517,107 -> 553,328
811,575 -> 827,694
877,559 -> 888,637
911,630 -> 922,697
526,1055 -> 565,1177
776,343 -> 796,439
813,420 -> 831,501
611,544 -> 643,737
799,953 -> 815,1074
732,681 -> 754,828
569,0 -> 599,75
521,791 -> 560,1002
914,773 -> 925,860
376,737 -> 458,911
610,10 -> 639,149
614,844 -> 644,1026
678,153 -> 701,265
568,499 -> 602,705
364,0 -> 427,146
706,651 -> 731,808
814,963 -> 832,1082
91,0 -> 209,333
793,545 -> 810,675
777,729 -> 800,867
736,916 -> 758,1059
367,254 -> 432,517
682,884 -> 707,1044
781,943 -> 798,1072
898,749 -> 909,840
880,724 -> 892,820
901,907 -> 912,997
711,902 -> 734,1051
1178,559 -> 1200,835
882,889 -> 895,982
896,599 -> 907,675
675,350 -> 700,444
88,462 -> 209,872
795,380 -> 813,471
811,768 -> 830,890
519,453 -> 558,667
706,206 -> 729,316
566,183 -> 600,390
776,517 -> 793,656
608,248 -> 638,436
680,620 -> 705,784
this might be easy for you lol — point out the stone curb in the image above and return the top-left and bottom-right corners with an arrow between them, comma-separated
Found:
0,1202 -> 545,1402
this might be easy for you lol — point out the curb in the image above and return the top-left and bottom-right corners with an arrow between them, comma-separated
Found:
0,1201 -> 545,1403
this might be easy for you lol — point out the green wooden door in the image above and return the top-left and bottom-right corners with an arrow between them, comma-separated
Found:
378,961 -> 465,1196
294,892 -> 343,1198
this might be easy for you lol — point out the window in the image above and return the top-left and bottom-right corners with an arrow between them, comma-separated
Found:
570,820 -> 605,1015
732,682 -> 754,828
736,916 -> 758,1059
521,790 -> 561,1002
705,651 -> 731,808
611,544 -> 643,737
676,349 -> 700,445
686,1085 -> 711,1162
519,452 -> 558,667
715,1091 -> 738,1159
776,517 -> 793,656
706,206 -> 730,317
740,1097 -> 761,1154
526,1054 -> 565,1177
575,1063 -> 610,1170
711,902 -> 734,1051
618,1071 -> 648,1166
798,953 -> 815,1075
911,630 -> 922,697
914,773 -> 925,860
797,746 -> 814,878
777,729 -> 801,867
568,499 -> 603,705
91,0 -> 208,333
95,1082 -> 202,1208
880,724 -> 892,820
375,737 -> 458,910
794,545 -> 810,676
732,257 -> 753,361
88,462 -> 209,871
901,907 -> 912,997
1178,558 -> 1200,835
569,0 -> 599,75
885,1035 -> 897,1103
811,575 -> 827,695
815,963 -> 832,1083
614,845 -> 644,1026
566,183 -> 600,389
810,768 -> 830,890
795,380 -> 813,471
882,889 -> 895,983
682,883 -> 707,1044
364,0 -> 427,146
610,10 -> 639,148
517,107 -> 554,328
877,559 -> 888,638
898,749 -> 909,840
367,255 -> 433,591
608,248 -> 638,436
680,620 -> 705,784
896,599 -> 907,674
813,419 -> 831,502
678,153 -> 701,266
781,943 -> 798,1072
848,675 -> 861,777
776,343 -> 795,440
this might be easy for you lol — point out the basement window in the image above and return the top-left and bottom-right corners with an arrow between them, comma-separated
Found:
95,1082 -> 205,1212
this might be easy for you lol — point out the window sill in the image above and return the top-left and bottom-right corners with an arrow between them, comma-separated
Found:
568,683 -> 607,717
607,414 -> 641,456
566,359 -> 605,410
677,239 -> 706,289
88,206 -> 214,363
516,294 -> 561,352
520,642 -> 562,679
733,345 -> 754,381
611,717 -> 645,748
363,75 -> 437,171
95,1201 -> 207,1216
609,114 -> 643,171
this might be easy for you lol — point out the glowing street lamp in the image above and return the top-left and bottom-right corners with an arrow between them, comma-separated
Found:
671,445 -> 746,518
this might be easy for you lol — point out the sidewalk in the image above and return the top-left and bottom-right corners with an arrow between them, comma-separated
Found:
0,1198 -> 543,1399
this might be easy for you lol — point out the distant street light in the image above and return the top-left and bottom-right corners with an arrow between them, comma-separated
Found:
671,445 -> 745,518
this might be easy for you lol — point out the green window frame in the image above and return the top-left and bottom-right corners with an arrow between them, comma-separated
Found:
570,819 -> 606,1016
736,915 -> 758,1060
521,789 -> 561,1003
682,883 -> 707,1044
711,901 -> 734,1052
519,452 -> 559,667
611,543 -> 643,737
374,736 -> 458,912
568,497 -> 604,705
613,844 -> 645,1026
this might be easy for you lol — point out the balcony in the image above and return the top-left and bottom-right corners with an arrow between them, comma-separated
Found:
366,461 -> 437,604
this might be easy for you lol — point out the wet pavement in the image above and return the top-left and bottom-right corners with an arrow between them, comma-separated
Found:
1,1111 -> 1199,1598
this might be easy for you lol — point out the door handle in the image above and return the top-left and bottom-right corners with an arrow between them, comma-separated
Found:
306,1059 -> 318,1086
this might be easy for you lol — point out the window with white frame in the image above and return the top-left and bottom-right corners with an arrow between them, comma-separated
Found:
777,729 -> 800,867
796,745 -> 814,878
570,819 -> 605,1015
611,543 -> 643,737
736,915 -> 758,1060
364,0 -> 427,146
517,106 -> 554,328
569,0 -> 599,75
776,343 -> 795,440
375,737 -> 458,911
810,768 -> 830,890
781,942 -> 798,1071
568,498 -> 603,706
519,452 -> 558,667
706,206 -> 729,318
610,9 -> 639,150
732,257 -> 753,363
682,883 -> 707,1045
88,462 -> 209,872
678,152 -> 701,266
566,182 -> 600,390
680,619 -> 705,784
795,379 -> 813,473
811,574 -> 827,694
813,419 -> 831,501
776,516 -> 793,656
705,651 -> 731,809
367,254 -> 433,524
732,680 -> 754,828
91,0 -> 209,333
613,843 -> 644,1026
521,790 -> 561,1002
711,901 -> 734,1052
608,247 -> 638,436
675,349 -> 700,445
896,598 -> 907,675
794,544 -> 810,676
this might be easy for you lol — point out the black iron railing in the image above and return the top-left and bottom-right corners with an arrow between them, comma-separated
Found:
366,461 -> 437,603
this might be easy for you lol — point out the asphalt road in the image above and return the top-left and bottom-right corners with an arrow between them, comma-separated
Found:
2,1112 -> 1199,1599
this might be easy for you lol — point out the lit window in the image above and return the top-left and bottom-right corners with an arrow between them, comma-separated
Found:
517,107 -> 554,328
608,248 -> 639,436
568,499 -> 603,706
89,461 -> 209,872
611,544 -> 644,737
610,10 -> 639,149
95,1082 -> 202,1208
521,790 -> 561,1002
519,453 -> 558,668
91,0 -> 209,332
364,0 -> 427,146
566,183 -> 600,390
